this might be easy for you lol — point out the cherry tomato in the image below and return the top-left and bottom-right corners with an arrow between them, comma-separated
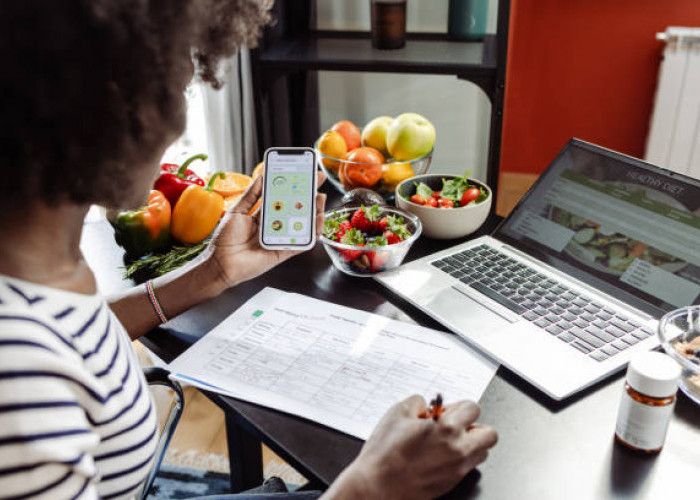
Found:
460,187 -> 481,206
425,196 -> 438,207
410,194 -> 426,205
438,198 -> 454,208
431,190 -> 441,199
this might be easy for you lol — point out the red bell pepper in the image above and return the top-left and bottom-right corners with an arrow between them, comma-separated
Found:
154,153 -> 207,207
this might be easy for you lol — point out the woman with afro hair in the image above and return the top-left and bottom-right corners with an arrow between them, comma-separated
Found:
0,1 -> 497,498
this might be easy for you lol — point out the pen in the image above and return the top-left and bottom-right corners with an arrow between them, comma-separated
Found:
420,393 -> 444,421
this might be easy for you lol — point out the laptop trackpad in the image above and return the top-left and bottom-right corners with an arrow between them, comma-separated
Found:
425,286 -> 512,340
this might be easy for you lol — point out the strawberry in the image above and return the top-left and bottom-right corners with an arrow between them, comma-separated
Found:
339,228 -> 365,261
340,247 -> 364,262
323,212 -> 351,241
341,227 -> 365,245
350,209 -> 372,233
350,205 -> 382,234
384,231 -> 403,245
335,220 -> 352,239
368,250 -> 389,272
382,215 -> 412,242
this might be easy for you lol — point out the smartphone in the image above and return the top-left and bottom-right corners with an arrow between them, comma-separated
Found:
259,147 -> 317,250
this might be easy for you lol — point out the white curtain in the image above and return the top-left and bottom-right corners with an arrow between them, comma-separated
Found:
200,49 -> 259,175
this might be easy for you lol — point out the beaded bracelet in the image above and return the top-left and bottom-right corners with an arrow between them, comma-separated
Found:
145,279 -> 168,324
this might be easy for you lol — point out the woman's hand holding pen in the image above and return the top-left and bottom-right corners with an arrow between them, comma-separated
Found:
324,395 -> 498,500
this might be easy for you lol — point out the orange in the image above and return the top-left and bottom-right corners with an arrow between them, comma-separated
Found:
252,162 -> 264,179
331,120 -> 361,151
343,147 -> 384,188
208,172 -> 253,197
338,161 -> 355,190
222,194 -> 243,214
317,130 -> 347,173
381,162 -> 414,191
221,194 -> 262,216
347,146 -> 385,165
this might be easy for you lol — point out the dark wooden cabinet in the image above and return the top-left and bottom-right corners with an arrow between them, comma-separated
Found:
251,0 -> 510,203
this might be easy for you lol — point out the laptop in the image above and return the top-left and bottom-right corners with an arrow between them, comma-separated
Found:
376,139 -> 700,400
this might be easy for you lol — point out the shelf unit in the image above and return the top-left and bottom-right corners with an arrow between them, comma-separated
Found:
251,0 -> 510,203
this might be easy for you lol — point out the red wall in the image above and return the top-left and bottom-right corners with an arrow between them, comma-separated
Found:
501,0 -> 700,175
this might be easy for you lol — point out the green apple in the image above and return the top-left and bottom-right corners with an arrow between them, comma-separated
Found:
361,116 -> 394,156
387,112 -> 436,161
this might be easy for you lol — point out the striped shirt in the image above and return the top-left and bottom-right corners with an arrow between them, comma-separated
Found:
0,275 -> 157,499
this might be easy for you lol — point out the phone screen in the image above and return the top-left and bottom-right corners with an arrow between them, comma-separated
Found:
261,149 -> 316,247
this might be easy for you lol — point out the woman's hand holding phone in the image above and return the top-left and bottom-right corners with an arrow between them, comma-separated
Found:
203,171 -> 326,290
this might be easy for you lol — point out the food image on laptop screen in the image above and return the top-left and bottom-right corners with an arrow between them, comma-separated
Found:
548,206 -> 687,275
498,141 -> 700,310
540,170 -> 700,308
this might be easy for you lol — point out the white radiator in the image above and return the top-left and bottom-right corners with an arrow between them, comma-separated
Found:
646,27 -> 700,179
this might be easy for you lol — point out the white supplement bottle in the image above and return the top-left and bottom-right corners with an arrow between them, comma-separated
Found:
615,351 -> 681,453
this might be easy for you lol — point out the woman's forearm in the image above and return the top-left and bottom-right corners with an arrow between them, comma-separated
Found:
107,252 -> 227,340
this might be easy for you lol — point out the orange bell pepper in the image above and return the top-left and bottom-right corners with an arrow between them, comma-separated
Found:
171,173 -> 225,244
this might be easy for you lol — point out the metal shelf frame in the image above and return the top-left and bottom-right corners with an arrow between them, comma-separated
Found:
251,0 -> 510,203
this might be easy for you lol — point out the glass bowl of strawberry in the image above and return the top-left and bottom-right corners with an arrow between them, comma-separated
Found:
320,205 -> 422,277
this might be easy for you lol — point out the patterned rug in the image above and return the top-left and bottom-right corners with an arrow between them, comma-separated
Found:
148,465 -> 300,499
148,465 -> 232,499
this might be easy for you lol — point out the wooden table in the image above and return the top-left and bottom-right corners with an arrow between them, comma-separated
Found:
81,195 -> 700,498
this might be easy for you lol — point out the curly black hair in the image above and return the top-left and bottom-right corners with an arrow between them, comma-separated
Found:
0,0 -> 272,210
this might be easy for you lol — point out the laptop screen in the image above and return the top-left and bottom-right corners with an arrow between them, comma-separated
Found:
495,139 -> 700,316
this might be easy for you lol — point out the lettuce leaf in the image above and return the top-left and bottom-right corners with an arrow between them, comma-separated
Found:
415,182 -> 434,200
441,172 -> 472,202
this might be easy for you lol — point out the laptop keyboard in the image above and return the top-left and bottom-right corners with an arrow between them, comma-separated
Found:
431,244 -> 654,362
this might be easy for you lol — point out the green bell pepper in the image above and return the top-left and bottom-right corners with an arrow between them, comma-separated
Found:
110,190 -> 172,258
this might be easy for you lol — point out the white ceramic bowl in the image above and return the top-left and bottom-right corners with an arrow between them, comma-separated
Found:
395,174 -> 492,239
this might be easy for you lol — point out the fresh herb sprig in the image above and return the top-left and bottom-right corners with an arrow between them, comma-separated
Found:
124,242 -> 207,282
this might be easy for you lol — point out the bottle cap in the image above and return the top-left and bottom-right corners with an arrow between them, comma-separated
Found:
626,351 -> 681,398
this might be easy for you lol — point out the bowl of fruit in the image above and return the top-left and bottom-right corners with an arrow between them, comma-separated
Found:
315,114 -> 435,201
395,173 -> 492,239
320,205 -> 422,277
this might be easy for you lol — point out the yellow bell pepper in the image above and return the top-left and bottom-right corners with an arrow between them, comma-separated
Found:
171,173 -> 225,244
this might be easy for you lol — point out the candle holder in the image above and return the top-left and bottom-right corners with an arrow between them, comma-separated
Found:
370,0 -> 407,50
